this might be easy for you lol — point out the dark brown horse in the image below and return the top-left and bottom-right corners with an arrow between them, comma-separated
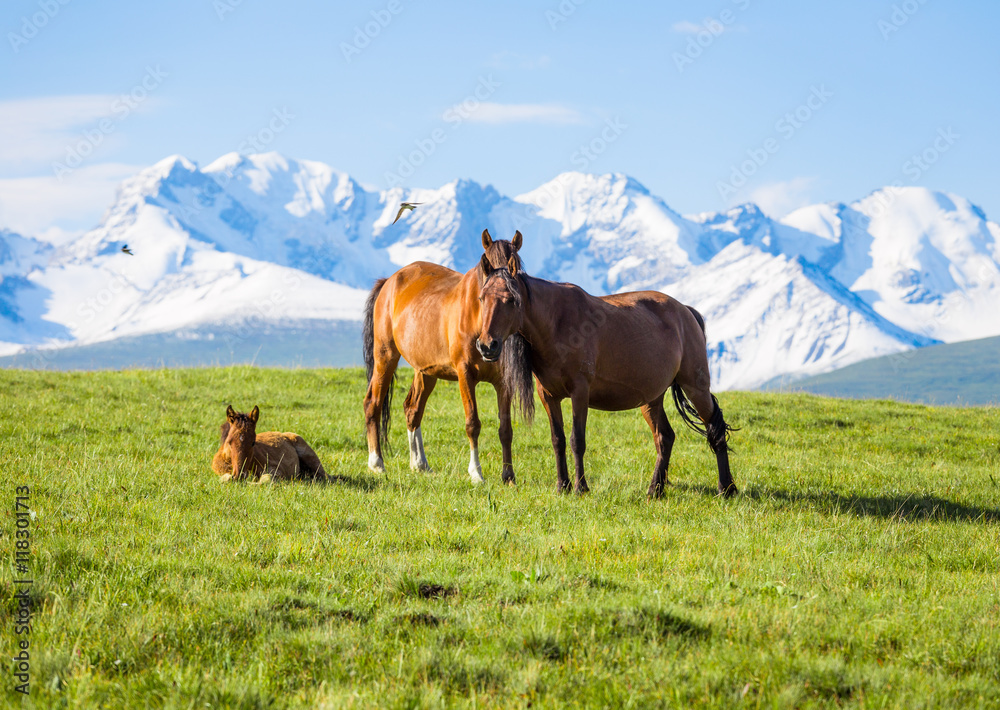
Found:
362,230 -> 534,483
212,405 -> 329,483
475,245 -> 737,497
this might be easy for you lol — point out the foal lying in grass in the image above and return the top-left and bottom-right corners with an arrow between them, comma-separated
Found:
212,405 -> 328,483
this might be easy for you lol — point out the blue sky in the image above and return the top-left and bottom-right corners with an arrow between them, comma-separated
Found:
2,0 -> 998,240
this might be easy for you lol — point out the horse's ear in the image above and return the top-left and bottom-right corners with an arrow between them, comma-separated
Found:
481,229 -> 493,251
226,405 -> 236,422
512,230 -> 522,251
250,406 -> 259,423
480,253 -> 494,277
507,253 -> 520,276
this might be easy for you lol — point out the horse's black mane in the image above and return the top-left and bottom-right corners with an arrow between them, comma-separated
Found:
480,253 -> 534,423
483,267 -> 530,306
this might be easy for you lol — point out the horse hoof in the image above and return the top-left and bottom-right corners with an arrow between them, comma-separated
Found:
219,474 -> 233,484
718,484 -> 738,498
557,481 -> 572,494
647,487 -> 664,500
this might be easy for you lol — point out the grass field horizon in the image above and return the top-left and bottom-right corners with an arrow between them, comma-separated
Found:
2,367 -> 998,708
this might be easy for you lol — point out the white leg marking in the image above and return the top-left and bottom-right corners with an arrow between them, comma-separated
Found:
368,450 -> 384,472
468,443 -> 484,484
408,427 -> 430,471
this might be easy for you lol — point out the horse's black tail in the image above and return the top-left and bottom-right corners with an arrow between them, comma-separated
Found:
363,278 -> 395,453
670,305 -> 735,452
363,278 -> 386,384
686,304 -> 706,335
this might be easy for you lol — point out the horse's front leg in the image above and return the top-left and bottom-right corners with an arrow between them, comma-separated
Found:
496,385 -> 515,485
457,368 -> 484,484
569,384 -> 591,494
538,384 -> 570,493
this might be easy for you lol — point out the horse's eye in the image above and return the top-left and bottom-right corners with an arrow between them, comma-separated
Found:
239,435 -> 245,442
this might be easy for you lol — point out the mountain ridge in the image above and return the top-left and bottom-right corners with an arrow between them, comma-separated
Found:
2,152 -> 999,390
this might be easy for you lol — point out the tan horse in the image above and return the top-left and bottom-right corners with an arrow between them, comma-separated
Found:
475,245 -> 737,498
212,405 -> 328,483
362,230 -> 534,483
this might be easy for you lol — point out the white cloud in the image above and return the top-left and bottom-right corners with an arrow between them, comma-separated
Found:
0,95 -> 123,169
0,93 -> 161,173
0,162 -> 141,240
747,177 -> 819,219
461,102 -> 584,125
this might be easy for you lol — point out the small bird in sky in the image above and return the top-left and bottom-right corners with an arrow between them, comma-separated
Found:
121,244 -> 134,255
392,202 -> 423,225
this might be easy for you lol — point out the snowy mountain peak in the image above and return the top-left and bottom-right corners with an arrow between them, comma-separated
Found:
2,152 -> 1000,390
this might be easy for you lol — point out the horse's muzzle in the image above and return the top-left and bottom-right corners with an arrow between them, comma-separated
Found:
476,338 -> 502,362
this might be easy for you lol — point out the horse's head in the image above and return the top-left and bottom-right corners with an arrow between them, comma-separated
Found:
476,239 -> 526,362
224,405 -> 259,480
477,230 -> 535,422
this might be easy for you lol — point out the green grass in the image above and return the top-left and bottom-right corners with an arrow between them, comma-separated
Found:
1,367 -> 999,708
769,335 -> 1000,406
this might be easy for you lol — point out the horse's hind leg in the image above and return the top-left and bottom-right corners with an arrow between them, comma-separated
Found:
641,395 -> 676,499
676,381 -> 737,497
291,436 -> 328,482
403,372 -> 436,471
364,351 -> 400,473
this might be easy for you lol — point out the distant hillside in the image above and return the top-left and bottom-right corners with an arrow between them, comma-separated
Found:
0,320 -> 362,371
768,335 -> 1000,406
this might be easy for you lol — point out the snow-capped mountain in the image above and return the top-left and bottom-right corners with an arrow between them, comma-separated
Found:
2,152 -> 999,389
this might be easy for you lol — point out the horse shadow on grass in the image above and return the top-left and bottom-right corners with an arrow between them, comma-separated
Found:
322,473 -> 384,492
676,482 -> 1000,523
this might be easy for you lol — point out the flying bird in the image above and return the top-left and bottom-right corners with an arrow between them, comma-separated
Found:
121,244 -> 134,255
392,202 -> 423,225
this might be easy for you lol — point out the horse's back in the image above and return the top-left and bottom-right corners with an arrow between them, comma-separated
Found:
375,261 -> 471,377
254,432 -> 302,480
586,291 -> 707,408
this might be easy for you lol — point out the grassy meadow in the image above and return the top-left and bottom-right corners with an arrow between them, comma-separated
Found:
1,367 -> 999,708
